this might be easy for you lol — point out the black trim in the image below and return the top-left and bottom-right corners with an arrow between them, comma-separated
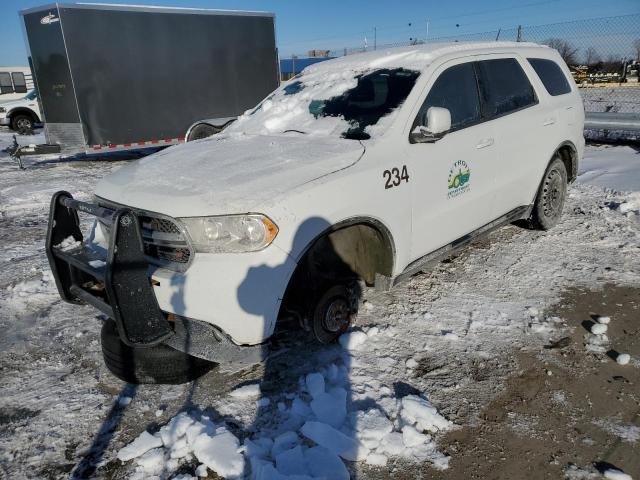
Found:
394,205 -> 532,285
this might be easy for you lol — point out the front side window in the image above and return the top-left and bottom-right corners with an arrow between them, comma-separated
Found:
416,62 -> 481,131
476,58 -> 537,117
11,72 -> 27,94
527,58 -> 572,96
0,73 -> 13,94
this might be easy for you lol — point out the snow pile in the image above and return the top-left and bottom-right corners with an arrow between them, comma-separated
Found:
603,468 -> 633,480
118,329 -> 453,478
121,412 -> 245,480
4,270 -> 57,314
616,353 -> 631,365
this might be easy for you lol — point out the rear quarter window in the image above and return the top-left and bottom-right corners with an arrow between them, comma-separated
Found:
527,58 -> 572,96
476,58 -> 537,118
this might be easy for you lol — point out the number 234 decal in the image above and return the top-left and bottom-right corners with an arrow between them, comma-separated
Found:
383,166 -> 410,189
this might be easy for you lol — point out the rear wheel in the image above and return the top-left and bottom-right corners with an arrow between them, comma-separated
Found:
528,156 -> 568,230
311,285 -> 358,344
10,114 -> 33,132
101,319 -> 215,384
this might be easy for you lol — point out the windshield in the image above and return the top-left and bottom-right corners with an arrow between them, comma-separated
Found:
24,90 -> 37,100
228,67 -> 420,140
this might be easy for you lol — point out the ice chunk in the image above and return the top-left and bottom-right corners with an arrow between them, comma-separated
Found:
351,408 -> 393,449
117,431 -> 163,461
616,353 -> 631,365
365,452 -> 388,466
195,464 -> 208,477
400,395 -> 452,432
339,330 -> 368,351
271,431 -> 299,458
301,421 -> 368,461
275,445 -> 308,476
310,388 -> 347,428
402,425 -> 429,447
192,428 -> 244,479
590,323 -> 608,335
291,397 -> 312,418
379,431 -> 405,455
603,469 -> 632,480
596,315 -> 611,324
303,446 -> 349,480
136,447 -> 166,475
306,373 -> 325,398
406,358 -> 418,369
229,383 -> 261,398
159,412 -> 194,447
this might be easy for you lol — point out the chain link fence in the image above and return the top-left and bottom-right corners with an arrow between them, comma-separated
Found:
290,14 -> 640,140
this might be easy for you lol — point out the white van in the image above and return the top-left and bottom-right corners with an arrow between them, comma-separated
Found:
46,42 -> 584,383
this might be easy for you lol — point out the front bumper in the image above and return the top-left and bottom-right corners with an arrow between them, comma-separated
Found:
46,192 -> 296,350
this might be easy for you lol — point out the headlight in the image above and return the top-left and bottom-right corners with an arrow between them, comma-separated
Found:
179,214 -> 278,253
0,107 -> 5,113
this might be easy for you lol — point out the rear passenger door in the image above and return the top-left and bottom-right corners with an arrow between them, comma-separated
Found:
475,57 -> 545,216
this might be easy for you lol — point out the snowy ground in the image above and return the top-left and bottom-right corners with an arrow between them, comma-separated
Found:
0,128 -> 639,479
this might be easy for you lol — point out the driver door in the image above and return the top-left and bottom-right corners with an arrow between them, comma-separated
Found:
404,59 -> 499,261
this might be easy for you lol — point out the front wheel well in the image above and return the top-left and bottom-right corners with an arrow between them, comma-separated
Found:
279,221 -> 394,318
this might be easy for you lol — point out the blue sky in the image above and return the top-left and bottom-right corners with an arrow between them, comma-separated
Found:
1,0 -> 639,65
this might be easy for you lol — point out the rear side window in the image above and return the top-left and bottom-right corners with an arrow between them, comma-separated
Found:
527,58 -> 571,96
0,72 -> 13,94
476,58 -> 537,117
417,62 -> 481,131
11,72 -> 27,94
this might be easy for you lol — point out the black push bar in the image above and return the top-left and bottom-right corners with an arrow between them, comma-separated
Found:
45,191 -> 173,347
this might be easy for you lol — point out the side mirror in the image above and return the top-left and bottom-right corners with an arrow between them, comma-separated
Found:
410,107 -> 452,143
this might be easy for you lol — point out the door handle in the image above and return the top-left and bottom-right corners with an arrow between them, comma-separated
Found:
543,117 -> 556,126
476,138 -> 494,149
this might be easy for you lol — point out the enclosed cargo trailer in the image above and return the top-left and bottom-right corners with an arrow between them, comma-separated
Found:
14,3 -> 278,159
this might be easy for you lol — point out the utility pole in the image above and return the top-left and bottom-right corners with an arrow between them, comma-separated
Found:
426,20 -> 429,42
516,25 -> 522,42
374,26 -> 377,50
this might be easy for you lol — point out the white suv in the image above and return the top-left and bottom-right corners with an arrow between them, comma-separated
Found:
46,42 -> 584,383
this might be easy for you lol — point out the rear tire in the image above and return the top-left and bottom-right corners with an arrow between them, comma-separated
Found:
10,114 -> 33,133
101,319 -> 215,384
528,156 -> 568,230
311,285 -> 358,344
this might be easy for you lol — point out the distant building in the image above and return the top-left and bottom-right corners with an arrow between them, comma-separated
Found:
280,56 -> 334,81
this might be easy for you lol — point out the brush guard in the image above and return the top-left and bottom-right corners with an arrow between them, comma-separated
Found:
45,191 -> 173,347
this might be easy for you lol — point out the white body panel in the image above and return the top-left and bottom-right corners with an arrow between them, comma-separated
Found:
93,42 -> 584,345
0,91 -> 41,127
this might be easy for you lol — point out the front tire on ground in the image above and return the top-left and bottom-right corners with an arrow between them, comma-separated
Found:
528,156 -> 568,231
101,319 -> 215,384
311,285 -> 358,344
10,114 -> 33,132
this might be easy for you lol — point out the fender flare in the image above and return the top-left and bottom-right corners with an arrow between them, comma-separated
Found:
7,107 -> 40,123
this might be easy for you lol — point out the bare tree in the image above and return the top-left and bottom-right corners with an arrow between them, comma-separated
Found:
544,38 -> 579,65
584,47 -> 601,66
633,39 -> 640,62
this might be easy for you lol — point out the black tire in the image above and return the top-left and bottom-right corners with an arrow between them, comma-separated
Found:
101,319 -> 215,384
311,285 -> 357,344
187,123 -> 220,141
10,114 -> 33,132
528,156 -> 568,231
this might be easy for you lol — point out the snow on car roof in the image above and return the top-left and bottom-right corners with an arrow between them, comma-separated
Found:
302,41 -> 547,74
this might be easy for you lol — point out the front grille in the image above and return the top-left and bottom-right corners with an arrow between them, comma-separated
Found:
96,198 -> 193,272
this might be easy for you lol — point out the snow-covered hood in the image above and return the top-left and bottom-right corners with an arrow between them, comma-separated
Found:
95,133 -> 365,217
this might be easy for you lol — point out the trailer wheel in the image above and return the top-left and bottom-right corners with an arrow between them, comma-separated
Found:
101,319 -> 215,384
187,123 -> 220,141
10,114 -> 33,133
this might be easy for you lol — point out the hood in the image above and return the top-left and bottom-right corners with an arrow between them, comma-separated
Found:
95,133 -> 365,217
0,97 -> 28,108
